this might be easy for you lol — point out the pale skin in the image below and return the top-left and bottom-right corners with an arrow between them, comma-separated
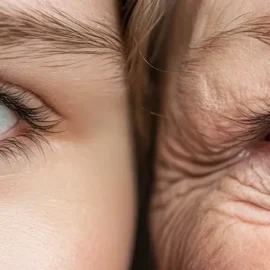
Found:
0,0 -> 135,269
151,1 -> 270,269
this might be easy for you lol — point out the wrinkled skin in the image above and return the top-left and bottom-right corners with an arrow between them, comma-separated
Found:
151,1 -> 270,269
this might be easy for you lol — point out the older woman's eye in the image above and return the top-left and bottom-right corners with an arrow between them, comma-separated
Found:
0,82 -> 62,161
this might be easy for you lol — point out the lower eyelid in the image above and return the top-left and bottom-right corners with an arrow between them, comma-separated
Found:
0,120 -> 26,142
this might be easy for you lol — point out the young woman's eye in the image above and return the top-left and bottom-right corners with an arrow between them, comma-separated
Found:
0,103 -> 18,136
0,82 -> 62,162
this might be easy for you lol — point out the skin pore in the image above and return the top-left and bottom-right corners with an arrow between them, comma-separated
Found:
0,0 -> 135,269
151,1 -> 270,269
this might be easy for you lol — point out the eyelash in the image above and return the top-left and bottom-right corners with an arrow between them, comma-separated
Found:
0,82 -> 62,162
225,104 -> 270,144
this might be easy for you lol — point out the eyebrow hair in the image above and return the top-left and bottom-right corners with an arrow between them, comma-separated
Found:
212,15 -> 270,45
185,15 -> 270,63
0,5 -> 123,63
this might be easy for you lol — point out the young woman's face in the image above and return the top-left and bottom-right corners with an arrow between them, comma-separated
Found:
152,1 -> 270,269
0,1 -> 135,269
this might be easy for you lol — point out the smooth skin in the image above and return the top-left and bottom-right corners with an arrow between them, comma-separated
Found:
0,0 -> 135,269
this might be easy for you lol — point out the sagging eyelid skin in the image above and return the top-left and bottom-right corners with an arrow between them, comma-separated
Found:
151,1 -> 270,270
0,1 -> 135,270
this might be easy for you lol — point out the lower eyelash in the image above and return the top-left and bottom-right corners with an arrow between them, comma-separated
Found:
0,128 -> 52,163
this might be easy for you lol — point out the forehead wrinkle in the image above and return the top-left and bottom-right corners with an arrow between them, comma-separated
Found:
0,5 -> 123,61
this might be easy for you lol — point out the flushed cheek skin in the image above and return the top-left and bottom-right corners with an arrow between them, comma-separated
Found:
151,1 -> 270,269
0,0 -> 136,269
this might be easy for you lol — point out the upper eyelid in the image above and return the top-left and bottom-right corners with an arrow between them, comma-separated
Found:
0,82 -> 63,130
223,104 -> 270,143
167,100 -> 270,155
0,80 -> 64,119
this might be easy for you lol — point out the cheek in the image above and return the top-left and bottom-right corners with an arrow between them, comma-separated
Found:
0,150 -> 135,270
151,121 -> 270,270
0,206 -> 125,270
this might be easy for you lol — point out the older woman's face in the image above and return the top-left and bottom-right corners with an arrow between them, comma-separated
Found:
0,0 -> 135,269
152,1 -> 270,269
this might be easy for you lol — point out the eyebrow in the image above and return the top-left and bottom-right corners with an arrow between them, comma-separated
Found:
188,15 -> 270,58
0,5 -> 123,62
220,15 -> 270,45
